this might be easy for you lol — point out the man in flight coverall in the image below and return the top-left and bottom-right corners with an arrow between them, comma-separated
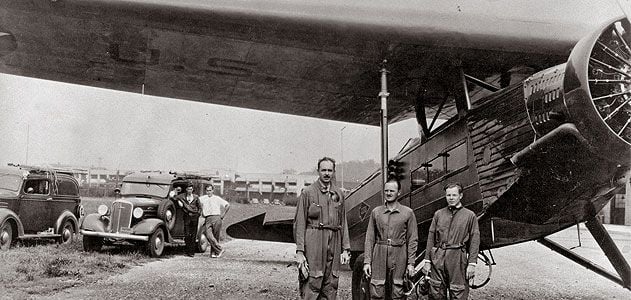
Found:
294,157 -> 351,300
421,183 -> 480,300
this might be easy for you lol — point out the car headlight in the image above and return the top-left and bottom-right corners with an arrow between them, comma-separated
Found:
97,204 -> 109,216
133,207 -> 144,219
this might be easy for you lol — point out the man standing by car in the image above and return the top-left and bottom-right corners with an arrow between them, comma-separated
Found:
175,183 -> 200,257
363,178 -> 418,300
294,157 -> 351,300
199,184 -> 230,258
421,183 -> 480,300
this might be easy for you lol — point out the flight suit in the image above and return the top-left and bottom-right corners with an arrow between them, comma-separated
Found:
364,202 -> 418,300
294,180 -> 350,300
425,206 -> 479,300
175,193 -> 200,256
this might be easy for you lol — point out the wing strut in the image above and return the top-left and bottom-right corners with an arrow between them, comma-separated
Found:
537,217 -> 631,290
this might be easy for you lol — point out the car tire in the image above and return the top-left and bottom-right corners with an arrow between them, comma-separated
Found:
146,228 -> 165,257
0,220 -> 14,251
197,230 -> 209,253
83,235 -> 103,252
157,200 -> 176,231
58,220 -> 75,245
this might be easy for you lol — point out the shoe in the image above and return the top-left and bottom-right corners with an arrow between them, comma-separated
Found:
211,253 -> 217,258
215,249 -> 225,258
186,253 -> 195,257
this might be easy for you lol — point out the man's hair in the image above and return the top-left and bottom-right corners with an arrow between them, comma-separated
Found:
444,183 -> 463,193
186,182 -> 194,188
386,178 -> 401,191
207,185 -> 214,190
317,157 -> 336,171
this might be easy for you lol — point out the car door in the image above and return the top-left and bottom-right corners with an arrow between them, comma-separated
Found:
19,178 -> 52,233
51,177 -> 80,224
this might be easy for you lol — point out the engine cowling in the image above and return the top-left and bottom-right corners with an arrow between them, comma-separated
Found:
524,18 -> 631,164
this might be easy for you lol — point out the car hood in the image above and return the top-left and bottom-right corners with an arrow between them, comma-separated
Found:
117,196 -> 163,207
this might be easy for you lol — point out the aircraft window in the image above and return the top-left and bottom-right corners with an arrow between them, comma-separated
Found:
427,156 -> 446,182
411,163 -> 430,189
57,179 -> 79,196
446,142 -> 467,173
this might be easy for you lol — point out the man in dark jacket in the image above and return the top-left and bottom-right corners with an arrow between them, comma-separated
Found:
421,183 -> 480,300
294,157 -> 351,300
175,182 -> 200,257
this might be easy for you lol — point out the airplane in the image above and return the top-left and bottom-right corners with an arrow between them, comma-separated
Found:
0,0 -> 630,298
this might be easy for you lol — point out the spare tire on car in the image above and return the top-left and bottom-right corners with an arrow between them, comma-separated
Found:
157,200 -> 176,231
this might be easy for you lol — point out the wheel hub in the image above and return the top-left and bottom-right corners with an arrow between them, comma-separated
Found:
0,231 -> 8,244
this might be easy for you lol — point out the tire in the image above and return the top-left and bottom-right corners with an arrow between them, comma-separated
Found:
58,220 -> 75,245
0,220 -> 14,251
146,228 -> 165,257
197,230 -> 209,253
82,235 -> 103,252
158,200 -> 176,231
351,253 -> 370,300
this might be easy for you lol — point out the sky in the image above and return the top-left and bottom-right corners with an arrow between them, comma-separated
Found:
0,73 -> 419,174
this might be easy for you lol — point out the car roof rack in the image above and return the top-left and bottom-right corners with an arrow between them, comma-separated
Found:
7,163 -> 75,176
168,171 -> 213,181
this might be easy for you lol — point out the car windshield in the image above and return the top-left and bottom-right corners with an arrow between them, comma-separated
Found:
120,182 -> 170,198
0,174 -> 22,196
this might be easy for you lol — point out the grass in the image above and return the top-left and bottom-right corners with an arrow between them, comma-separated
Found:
0,238 -> 149,297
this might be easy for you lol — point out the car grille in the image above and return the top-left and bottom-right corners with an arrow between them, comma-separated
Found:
110,200 -> 133,233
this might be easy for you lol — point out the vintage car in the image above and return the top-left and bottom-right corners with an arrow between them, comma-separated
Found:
0,165 -> 83,250
80,172 -> 211,257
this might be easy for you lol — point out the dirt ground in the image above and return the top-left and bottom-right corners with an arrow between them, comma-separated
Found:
39,225 -> 631,300
3,202 -> 631,299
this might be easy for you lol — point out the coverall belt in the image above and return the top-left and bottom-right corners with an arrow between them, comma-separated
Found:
439,243 -> 465,249
376,239 -> 404,247
307,224 -> 341,231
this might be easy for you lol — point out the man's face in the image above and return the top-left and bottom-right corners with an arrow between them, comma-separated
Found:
318,160 -> 335,184
186,186 -> 194,194
206,187 -> 214,195
384,181 -> 399,203
445,186 -> 463,207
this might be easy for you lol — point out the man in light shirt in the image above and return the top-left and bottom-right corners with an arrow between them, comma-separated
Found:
199,184 -> 230,258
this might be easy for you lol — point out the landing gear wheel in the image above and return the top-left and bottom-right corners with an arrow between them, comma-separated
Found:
0,220 -> 14,251
351,253 -> 370,300
470,251 -> 492,289
58,220 -> 75,244
82,235 -> 103,252
146,228 -> 165,257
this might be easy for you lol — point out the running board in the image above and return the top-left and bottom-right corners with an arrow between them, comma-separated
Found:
537,218 -> 631,290
19,234 -> 61,239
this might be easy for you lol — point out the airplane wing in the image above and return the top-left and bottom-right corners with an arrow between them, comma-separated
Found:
0,0 -> 626,125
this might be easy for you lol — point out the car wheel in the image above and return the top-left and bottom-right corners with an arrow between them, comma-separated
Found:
146,228 -> 165,257
0,220 -> 14,251
197,231 -> 209,253
157,200 -> 176,231
82,235 -> 103,252
58,220 -> 75,244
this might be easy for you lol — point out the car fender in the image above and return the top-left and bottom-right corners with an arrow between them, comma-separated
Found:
132,218 -> 168,238
80,213 -> 108,232
55,210 -> 79,234
0,208 -> 25,237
